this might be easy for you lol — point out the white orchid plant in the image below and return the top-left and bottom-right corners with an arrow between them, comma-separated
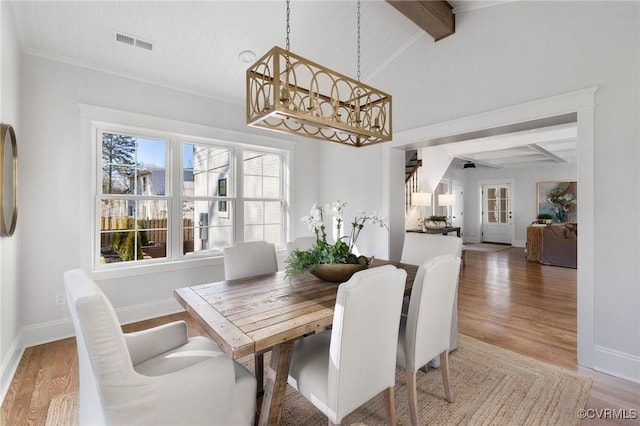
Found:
285,201 -> 388,278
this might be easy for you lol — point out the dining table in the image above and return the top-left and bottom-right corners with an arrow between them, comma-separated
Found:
174,259 -> 418,426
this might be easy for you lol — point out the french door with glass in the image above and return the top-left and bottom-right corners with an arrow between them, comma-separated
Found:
481,183 -> 513,244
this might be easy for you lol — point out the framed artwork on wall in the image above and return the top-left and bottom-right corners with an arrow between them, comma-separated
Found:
537,181 -> 577,222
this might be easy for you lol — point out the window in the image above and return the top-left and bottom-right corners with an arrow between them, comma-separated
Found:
486,186 -> 510,223
242,151 -> 283,246
96,127 -> 288,268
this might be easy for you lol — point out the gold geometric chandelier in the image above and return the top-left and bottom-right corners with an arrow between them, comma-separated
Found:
246,1 -> 392,147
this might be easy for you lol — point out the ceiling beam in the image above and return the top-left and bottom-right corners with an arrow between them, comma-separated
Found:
385,1 -> 455,41
528,144 -> 568,163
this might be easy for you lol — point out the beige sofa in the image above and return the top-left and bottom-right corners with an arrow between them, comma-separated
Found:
540,223 -> 577,268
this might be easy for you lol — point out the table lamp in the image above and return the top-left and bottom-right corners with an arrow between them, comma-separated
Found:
438,193 -> 455,226
412,192 -> 431,230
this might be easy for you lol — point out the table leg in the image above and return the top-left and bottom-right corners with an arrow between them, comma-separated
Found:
257,341 -> 295,426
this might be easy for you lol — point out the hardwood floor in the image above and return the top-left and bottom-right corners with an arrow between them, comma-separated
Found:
2,248 -> 639,425
459,247 -> 578,369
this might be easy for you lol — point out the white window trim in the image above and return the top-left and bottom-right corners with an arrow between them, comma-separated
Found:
79,104 -> 295,280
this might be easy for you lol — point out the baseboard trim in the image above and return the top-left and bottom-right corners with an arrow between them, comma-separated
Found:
512,240 -> 525,248
1,297 -> 185,406
594,345 -> 640,384
0,337 -> 24,405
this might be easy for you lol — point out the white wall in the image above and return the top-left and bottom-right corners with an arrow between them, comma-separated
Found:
323,1 -> 639,382
317,142 -> 390,260
0,0 -> 22,400
11,53 -> 319,346
459,162 -> 577,245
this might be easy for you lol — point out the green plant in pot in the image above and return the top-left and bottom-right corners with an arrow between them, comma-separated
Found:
285,201 -> 388,281
424,215 -> 448,229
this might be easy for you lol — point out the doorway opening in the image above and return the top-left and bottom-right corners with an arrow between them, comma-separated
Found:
388,87 -> 596,368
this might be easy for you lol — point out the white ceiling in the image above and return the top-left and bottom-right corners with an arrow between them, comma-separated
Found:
8,0 -> 575,168
9,0 -> 421,104
447,122 -> 577,170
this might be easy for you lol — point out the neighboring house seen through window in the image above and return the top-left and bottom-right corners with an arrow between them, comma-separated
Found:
97,128 -> 287,268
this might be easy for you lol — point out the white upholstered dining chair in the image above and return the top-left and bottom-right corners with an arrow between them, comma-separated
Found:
400,232 -> 463,264
396,255 -> 461,426
400,232 -> 462,353
287,265 -> 407,426
223,240 -> 278,393
63,269 -> 256,426
223,240 -> 278,280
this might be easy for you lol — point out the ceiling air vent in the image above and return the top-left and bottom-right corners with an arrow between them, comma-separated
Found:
135,39 -> 153,51
115,32 -> 135,46
114,31 -> 154,51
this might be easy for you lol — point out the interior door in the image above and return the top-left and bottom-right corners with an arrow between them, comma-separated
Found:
482,183 -> 513,244
451,180 -> 464,231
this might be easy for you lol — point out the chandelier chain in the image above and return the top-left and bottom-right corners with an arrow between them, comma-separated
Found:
285,0 -> 291,51
357,0 -> 361,81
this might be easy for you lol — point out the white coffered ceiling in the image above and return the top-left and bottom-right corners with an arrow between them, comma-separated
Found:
7,0 -> 575,167
448,122 -> 577,170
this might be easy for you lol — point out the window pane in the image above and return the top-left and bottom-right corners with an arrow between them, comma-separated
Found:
135,200 -> 168,221
243,151 -> 281,199
263,177 -> 280,198
137,138 -> 165,168
244,175 -> 263,198
183,200 -> 233,254
262,154 -> 280,177
102,133 -> 136,166
244,201 -> 282,246
136,200 -> 168,259
137,138 -> 166,196
100,199 -> 167,263
100,231 -> 140,264
100,199 -> 133,227
102,133 -> 166,195
244,201 -> 264,225
188,144 -> 231,197
103,165 -> 135,194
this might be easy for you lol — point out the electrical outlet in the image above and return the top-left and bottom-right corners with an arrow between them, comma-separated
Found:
55,291 -> 66,306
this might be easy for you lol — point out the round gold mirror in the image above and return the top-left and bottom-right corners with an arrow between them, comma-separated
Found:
0,123 -> 17,237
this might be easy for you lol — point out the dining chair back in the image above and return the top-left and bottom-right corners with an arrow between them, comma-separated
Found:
64,269 -> 256,425
288,265 -> 407,425
397,255 -> 461,425
400,232 -> 462,352
400,232 -> 462,264
223,240 -> 278,280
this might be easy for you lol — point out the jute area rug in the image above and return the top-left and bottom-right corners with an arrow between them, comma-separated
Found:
464,243 -> 513,253
46,335 -> 591,426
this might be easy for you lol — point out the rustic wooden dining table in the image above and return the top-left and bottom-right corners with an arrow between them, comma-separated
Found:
174,259 -> 418,426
